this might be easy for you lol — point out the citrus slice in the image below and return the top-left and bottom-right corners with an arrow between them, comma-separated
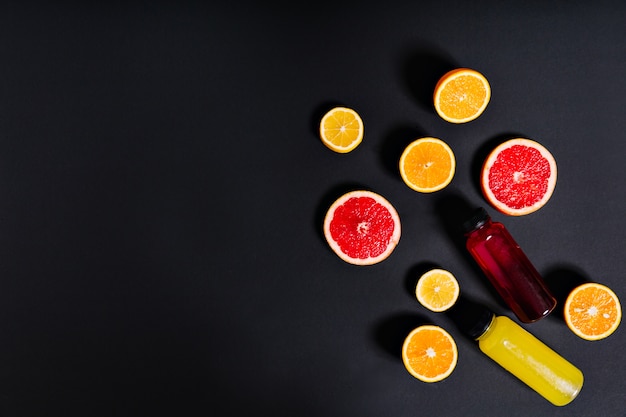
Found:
323,190 -> 401,265
481,138 -> 557,216
402,325 -> 458,383
416,269 -> 460,312
399,137 -> 455,193
433,68 -> 491,123
319,107 -> 364,153
564,283 -> 621,341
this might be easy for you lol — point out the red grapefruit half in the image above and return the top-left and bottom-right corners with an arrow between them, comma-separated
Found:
323,190 -> 401,265
481,138 -> 557,216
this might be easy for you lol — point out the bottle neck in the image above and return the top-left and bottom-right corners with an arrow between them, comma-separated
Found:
475,313 -> 497,341
462,207 -> 493,237
464,217 -> 492,237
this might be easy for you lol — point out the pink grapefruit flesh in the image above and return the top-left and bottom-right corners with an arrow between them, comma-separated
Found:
481,138 -> 557,216
323,190 -> 401,265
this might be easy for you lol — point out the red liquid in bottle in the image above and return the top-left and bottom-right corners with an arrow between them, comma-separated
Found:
463,208 -> 556,323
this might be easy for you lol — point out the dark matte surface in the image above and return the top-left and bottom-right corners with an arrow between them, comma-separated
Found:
0,2 -> 624,416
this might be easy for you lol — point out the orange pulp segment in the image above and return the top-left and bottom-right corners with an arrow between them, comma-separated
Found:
402,325 -> 458,382
399,137 -> 455,193
434,68 -> 491,123
564,283 -> 621,341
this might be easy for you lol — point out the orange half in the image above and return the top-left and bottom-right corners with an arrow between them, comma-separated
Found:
564,283 -> 621,341
399,137 -> 455,193
434,68 -> 491,123
402,325 -> 458,383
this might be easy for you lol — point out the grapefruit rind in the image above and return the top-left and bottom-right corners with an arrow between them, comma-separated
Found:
399,137 -> 456,193
323,190 -> 401,266
319,107 -> 364,153
433,68 -> 491,124
402,325 -> 458,383
564,283 -> 622,341
481,138 -> 557,216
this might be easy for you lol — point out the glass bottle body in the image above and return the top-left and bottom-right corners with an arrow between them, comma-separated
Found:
478,315 -> 583,406
464,214 -> 556,322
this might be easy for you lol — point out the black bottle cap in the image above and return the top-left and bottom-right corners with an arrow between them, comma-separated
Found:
461,207 -> 490,234
446,298 -> 495,340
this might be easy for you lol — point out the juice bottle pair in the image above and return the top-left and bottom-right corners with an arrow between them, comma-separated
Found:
457,207 -> 583,406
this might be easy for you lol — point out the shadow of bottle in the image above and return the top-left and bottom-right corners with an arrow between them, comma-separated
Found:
445,294 -> 496,342
433,191 -> 510,311
542,265 -> 590,322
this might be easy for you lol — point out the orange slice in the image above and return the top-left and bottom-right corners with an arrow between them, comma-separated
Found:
402,325 -> 458,383
399,137 -> 455,193
564,283 -> 621,341
416,269 -> 460,312
319,107 -> 364,153
433,68 -> 491,123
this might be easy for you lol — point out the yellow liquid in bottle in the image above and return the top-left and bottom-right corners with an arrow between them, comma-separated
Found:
478,316 -> 583,406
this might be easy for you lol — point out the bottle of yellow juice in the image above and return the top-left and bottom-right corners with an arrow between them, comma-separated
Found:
450,300 -> 583,406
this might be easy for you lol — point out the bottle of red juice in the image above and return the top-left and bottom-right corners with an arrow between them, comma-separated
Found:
462,207 -> 556,323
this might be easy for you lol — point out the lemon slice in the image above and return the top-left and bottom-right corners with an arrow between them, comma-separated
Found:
415,268 -> 460,312
319,107 -> 364,153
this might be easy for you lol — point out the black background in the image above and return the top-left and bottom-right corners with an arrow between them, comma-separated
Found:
0,1 -> 625,416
